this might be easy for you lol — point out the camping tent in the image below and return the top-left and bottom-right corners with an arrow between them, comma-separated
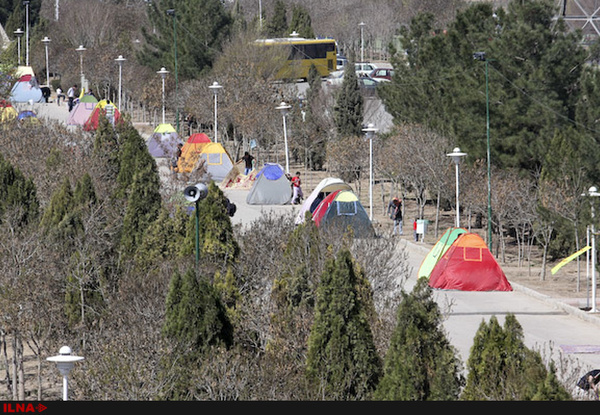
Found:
147,123 -> 180,158
178,133 -> 211,171
246,163 -> 291,205
17,110 -> 39,125
67,94 -> 98,125
418,227 -> 467,280
295,177 -> 353,225
178,141 -> 233,182
311,189 -> 375,238
10,74 -> 44,103
194,142 -> 234,182
0,100 -> 17,123
83,99 -> 121,131
428,232 -> 512,291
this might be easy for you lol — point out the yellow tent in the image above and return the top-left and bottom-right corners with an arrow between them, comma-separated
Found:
178,142 -> 234,182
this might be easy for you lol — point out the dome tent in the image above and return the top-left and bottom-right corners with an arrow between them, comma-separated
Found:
246,163 -> 291,205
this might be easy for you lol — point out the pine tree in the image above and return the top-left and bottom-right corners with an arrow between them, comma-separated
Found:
0,153 -> 38,227
305,249 -> 381,400
374,278 -> 463,400
119,162 -> 162,256
265,0 -> 287,38
462,314 -> 571,400
180,182 -> 239,267
39,177 -> 82,241
138,0 -> 232,80
289,5 -> 314,38
334,52 -> 364,137
163,268 -> 233,351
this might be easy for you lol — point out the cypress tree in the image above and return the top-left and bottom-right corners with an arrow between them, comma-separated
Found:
305,249 -> 381,400
374,278 -> 463,400
163,268 -> 233,352
265,0 -> 287,38
289,5 -> 314,38
0,152 -> 39,227
334,52 -> 364,137
462,314 -> 571,400
139,0 -> 232,80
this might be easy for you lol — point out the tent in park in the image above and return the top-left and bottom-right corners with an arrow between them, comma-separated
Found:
67,94 -> 98,126
295,177 -> 353,225
0,100 -> 17,123
83,99 -> 121,131
178,133 -> 211,170
10,74 -> 44,103
146,123 -> 179,158
178,141 -> 233,182
311,189 -> 375,238
428,232 -> 512,291
418,227 -> 467,280
246,163 -> 291,205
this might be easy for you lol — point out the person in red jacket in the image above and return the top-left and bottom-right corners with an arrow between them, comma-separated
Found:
291,171 -> 303,205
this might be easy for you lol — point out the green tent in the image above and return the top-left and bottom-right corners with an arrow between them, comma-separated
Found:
417,227 -> 467,280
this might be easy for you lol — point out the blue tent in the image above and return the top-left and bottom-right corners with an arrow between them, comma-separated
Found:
10,75 -> 44,103
246,163 -> 291,205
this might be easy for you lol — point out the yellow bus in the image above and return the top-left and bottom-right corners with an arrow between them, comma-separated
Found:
255,34 -> 337,80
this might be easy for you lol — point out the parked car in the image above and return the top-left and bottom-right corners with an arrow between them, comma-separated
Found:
325,70 -> 345,86
336,55 -> 348,70
358,76 -> 380,97
355,62 -> 378,77
369,67 -> 394,81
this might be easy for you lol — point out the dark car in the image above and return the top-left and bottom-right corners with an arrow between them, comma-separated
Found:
369,68 -> 394,81
358,77 -> 380,97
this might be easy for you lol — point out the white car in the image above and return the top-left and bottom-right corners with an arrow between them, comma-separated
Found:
355,62 -> 378,77
325,70 -> 345,86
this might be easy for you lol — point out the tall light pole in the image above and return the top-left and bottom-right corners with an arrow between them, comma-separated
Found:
14,28 -> 23,65
42,36 -> 51,87
474,51 -> 493,250
76,45 -> 86,87
209,81 -> 223,143
47,346 -> 84,401
157,67 -> 169,125
359,22 -> 366,62
447,147 -> 467,228
362,123 -> 378,221
115,55 -> 126,110
23,1 -> 29,66
586,186 -> 600,313
276,101 -> 291,174
166,9 -> 179,134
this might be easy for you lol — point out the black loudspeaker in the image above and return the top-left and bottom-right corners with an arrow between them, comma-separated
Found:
183,183 -> 208,202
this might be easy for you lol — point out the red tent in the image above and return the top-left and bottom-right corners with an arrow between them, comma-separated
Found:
428,233 -> 512,291
187,133 -> 211,144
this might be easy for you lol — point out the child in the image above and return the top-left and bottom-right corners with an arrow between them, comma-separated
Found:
413,218 -> 418,242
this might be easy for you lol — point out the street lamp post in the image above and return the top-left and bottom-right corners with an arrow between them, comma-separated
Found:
587,186 -> 600,313
276,101 -> 291,174
76,45 -> 86,87
209,81 -> 223,143
447,147 -> 467,228
166,9 -> 179,134
157,67 -> 169,124
115,55 -> 126,110
359,22 -> 366,63
362,123 -> 378,222
14,28 -> 23,65
474,51 -> 493,250
23,1 -> 29,66
42,36 -> 51,87
46,346 -> 84,401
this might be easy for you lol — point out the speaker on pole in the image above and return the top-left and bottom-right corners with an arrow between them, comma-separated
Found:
183,183 -> 208,202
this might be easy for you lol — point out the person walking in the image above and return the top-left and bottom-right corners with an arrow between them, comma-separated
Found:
56,87 -> 65,106
239,151 -> 255,175
67,84 -> 77,112
291,171 -> 303,205
388,197 -> 403,236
